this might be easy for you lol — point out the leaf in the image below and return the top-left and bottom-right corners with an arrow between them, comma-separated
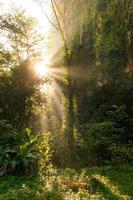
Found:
10,160 -> 17,169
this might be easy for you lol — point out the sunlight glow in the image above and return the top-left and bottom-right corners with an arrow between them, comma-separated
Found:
35,57 -> 52,78
0,0 -> 52,33
0,0 -> 65,134
36,62 -> 50,78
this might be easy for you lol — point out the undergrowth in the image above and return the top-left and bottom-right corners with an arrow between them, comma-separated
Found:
0,166 -> 132,200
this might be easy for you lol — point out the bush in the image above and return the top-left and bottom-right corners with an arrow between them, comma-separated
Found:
110,144 -> 133,165
77,121 -> 122,166
0,120 -> 40,175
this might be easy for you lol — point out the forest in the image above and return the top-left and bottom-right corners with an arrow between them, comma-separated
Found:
0,0 -> 133,199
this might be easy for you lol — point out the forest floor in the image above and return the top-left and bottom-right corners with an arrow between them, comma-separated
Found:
0,166 -> 133,200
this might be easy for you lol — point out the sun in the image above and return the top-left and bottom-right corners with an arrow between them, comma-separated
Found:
36,64 -> 49,77
35,59 -> 51,78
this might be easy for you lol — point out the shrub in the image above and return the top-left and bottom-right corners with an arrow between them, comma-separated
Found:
0,120 -> 40,175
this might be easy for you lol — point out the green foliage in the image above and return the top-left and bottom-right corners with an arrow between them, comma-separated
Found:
0,59 -> 42,130
0,9 -> 48,175
59,0 -> 133,167
0,0 -> 133,172
43,190 -> 63,200
0,120 -> 20,170
0,9 -> 44,63
1,166 -> 132,200
0,120 -> 42,175
0,10 -> 45,130
75,104 -> 132,166
110,144 -> 133,165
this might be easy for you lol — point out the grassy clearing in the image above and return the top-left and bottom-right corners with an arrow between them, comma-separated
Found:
0,166 -> 132,200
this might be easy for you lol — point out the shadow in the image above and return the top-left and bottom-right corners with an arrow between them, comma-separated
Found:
90,177 -> 120,200
99,167 -> 133,197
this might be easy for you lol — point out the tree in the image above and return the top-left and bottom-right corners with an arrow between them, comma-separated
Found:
0,9 -> 45,66
32,0 -> 133,167
0,10 -> 45,130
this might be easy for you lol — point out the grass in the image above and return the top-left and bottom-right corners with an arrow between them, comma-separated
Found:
0,176 -> 42,200
0,166 -> 132,200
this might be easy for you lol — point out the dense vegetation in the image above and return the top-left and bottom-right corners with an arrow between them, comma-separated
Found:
0,166 -> 133,199
44,0 -> 133,167
0,0 -> 133,199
